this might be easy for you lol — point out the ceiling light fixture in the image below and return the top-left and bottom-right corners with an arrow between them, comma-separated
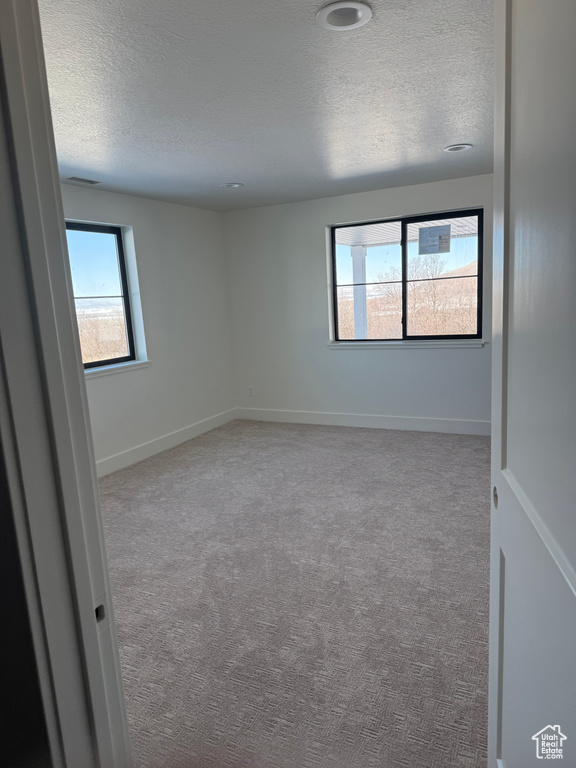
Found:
316,1 -> 373,31
443,143 -> 473,153
220,182 -> 244,188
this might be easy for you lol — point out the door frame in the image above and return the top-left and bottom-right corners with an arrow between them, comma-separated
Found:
0,1 -> 130,765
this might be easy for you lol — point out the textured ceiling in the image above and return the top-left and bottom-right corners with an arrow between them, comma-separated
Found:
38,0 -> 494,211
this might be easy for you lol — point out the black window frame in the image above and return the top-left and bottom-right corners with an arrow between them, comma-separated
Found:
65,221 -> 136,369
331,208 -> 484,342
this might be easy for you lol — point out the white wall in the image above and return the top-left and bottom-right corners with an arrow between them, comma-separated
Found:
61,184 -> 236,474
62,174 -> 492,476
223,175 -> 493,435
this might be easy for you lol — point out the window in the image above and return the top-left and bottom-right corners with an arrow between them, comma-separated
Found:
65,222 -> 136,368
331,209 -> 483,341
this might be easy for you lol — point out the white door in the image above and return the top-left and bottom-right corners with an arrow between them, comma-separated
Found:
490,1 -> 576,766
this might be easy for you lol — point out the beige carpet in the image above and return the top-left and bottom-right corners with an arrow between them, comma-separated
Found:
99,420 -> 490,768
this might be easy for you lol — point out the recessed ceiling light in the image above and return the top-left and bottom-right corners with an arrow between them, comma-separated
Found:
443,144 -> 473,153
220,182 -> 244,188
316,1 -> 373,31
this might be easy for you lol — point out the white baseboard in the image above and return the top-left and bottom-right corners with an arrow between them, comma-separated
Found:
235,407 -> 491,436
96,406 -> 490,476
96,408 -> 237,476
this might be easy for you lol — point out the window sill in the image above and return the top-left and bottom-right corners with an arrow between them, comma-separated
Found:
84,360 -> 150,379
327,340 -> 487,350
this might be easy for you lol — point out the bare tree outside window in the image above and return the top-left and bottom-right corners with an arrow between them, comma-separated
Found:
74,299 -> 130,364
333,211 -> 482,341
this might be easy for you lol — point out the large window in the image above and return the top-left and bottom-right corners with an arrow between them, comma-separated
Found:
65,222 -> 135,368
332,209 -> 483,341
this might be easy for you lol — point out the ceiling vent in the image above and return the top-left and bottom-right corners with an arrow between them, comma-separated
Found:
66,176 -> 101,185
